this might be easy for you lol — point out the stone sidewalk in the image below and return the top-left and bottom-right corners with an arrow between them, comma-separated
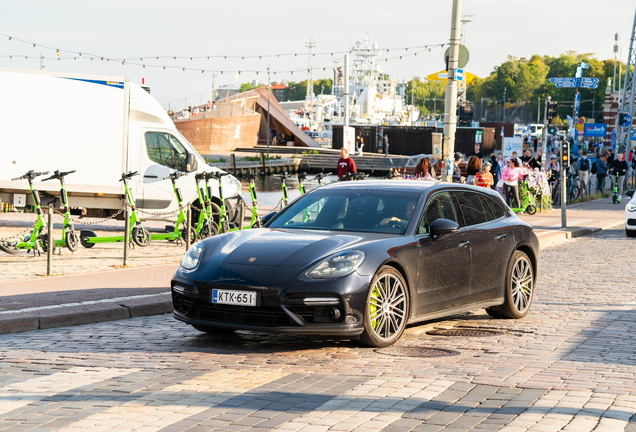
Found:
0,229 -> 635,431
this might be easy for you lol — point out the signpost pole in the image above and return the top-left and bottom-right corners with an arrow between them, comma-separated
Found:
561,146 -> 567,228
541,97 -> 549,171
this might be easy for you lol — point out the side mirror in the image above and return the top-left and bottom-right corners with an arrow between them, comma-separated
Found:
186,153 -> 198,172
626,190 -> 634,198
429,218 -> 460,239
261,211 -> 278,226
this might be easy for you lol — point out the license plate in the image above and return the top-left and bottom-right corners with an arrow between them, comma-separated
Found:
211,289 -> 257,307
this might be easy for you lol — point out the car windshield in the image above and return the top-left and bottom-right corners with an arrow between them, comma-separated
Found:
268,189 -> 421,234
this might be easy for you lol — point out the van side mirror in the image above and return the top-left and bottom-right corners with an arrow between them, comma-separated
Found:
186,153 -> 197,172
261,211 -> 278,226
429,218 -> 459,239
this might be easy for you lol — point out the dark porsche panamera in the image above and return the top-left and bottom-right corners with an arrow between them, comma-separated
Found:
171,180 -> 539,347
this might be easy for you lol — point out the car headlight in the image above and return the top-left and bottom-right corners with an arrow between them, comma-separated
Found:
628,203 -> 636,212
225,175 -> 242,195
181,243 -> 204,270
306,250 -> 365,279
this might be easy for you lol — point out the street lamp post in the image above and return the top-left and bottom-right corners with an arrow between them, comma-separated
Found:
441,0 -> 462,182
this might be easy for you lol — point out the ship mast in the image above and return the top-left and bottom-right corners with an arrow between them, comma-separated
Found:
306,37 -> 316,102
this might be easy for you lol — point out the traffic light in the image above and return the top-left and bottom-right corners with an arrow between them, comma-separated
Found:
547,101 -> 558,121
561,139 -> 570,169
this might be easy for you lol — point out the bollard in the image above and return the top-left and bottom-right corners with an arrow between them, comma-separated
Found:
260,152 -> 266,174
185,206 -> 191,252
231,153 -> 237,175
238,201 -> 245,230
47,205 -> 53,276
123,205 -> 129,266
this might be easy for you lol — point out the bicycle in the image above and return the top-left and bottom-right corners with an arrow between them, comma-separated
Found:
80,171 -> 151,248
0,170 -> 50,255
42,170 -> 79,252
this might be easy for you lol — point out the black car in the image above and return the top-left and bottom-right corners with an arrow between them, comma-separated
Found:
172,180 -> 539,347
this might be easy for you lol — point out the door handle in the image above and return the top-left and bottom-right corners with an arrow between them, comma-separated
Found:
144,175 -> 158,179
458,241 -> 470,248
495,234 -> 507,240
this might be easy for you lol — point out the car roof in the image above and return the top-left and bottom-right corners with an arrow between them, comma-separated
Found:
320,179 -> 437,193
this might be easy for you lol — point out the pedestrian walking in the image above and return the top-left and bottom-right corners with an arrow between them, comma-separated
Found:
382,134 -> 389,156
593,154 -> 608,194
337,148 -> 357,179
356,136 -> 364,157
475,162 -> 494,189
466,155 -> 482,185
502,158 -> 522,208
490,155 -> 500,189
452,153 -> 465,184
575,150 -> 591,200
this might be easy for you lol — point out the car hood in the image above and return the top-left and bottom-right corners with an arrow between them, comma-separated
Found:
202,228 -> 375,268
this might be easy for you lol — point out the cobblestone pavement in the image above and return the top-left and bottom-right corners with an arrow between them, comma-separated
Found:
0,229 -> 635,431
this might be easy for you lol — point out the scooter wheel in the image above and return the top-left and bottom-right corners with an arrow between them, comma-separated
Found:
525,205 -> 537,215
220,220 -> 230,234
80,230 -> 96,248
40,231 -> 56,253
165,225 -> 177,242
182,226 -> 198,244
132,227 -> 151,247
613,195 -> 617,204
251,219 -> 262,228
65,231 -> 79,252
0,242 -> 19,255
200,221 -> 219,239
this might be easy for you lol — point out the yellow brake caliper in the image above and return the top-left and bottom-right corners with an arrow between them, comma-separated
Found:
370,283 -> 381,329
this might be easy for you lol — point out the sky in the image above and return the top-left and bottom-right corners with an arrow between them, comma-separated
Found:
0,0 -> 634,110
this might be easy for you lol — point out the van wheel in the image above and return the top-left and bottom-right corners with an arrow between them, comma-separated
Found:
360,266 -> 409,347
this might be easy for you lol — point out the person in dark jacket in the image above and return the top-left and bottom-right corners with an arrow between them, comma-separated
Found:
490,155 -> 500,189
595,154 -> 608,194
452,153 -> 464,184
382,134 -> 389,156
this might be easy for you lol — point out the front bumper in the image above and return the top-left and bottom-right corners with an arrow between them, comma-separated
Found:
171,268 -> 369,336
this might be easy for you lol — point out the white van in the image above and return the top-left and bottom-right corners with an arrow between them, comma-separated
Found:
526,124 -> 544,138
0,68 -> 243,225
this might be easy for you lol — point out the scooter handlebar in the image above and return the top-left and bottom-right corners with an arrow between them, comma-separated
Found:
120,171 -> 138,182
164,171 -> 184,181
237,172 -> 260,181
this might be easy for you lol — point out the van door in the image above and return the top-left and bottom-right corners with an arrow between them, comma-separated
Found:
140,131 -> 188,210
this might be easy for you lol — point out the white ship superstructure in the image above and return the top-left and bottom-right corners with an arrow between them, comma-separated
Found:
280,33 -> 419,140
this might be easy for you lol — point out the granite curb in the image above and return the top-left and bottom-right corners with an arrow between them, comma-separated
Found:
537,221 -> 625,247
0,293 -> 172,335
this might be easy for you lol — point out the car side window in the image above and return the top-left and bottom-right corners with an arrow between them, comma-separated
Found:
482,195 -> 506,220
454,191 -> 488,227
419,192 -> 459,234
145,132 -> 187,171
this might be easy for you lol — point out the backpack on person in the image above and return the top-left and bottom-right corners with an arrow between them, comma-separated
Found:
591,160 -> 597,175
579,158 -> 590,171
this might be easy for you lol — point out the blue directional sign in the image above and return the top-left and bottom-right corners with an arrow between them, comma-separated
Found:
621,113 -> 633,128
555,82 -> 578,88
575,93 -> 581,113
548,77 -> 599,89
549,77 -> 577,84
580,77 -> 600,84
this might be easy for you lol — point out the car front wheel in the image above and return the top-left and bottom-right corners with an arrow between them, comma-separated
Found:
487,250 -> 534,319
360,266 -> 409,347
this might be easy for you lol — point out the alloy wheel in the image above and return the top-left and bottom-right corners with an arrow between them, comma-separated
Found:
369,273 -> 407,341
511,256 -> 533,314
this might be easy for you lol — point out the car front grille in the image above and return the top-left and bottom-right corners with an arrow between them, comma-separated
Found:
182,297 -> 294,327
627,218 -> 636,226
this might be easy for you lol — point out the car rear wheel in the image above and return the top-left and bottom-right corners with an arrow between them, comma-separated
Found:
360,266 -> 409,347
486,250 -> 534,319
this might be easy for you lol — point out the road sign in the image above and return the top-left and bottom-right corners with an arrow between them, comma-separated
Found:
621,113 -> 633,128
444,45 -> 470,69
580,77 -> 600,84
575,93 -> 581,112
554,82 -> 578,88
454,68 -> 464,81
549,77 -> 577,84
579,82 -> 599,89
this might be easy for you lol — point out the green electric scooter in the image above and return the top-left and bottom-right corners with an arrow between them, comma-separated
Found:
510,176 -> 537,215
42,170 -> 79,252
238,172 -> 262,228
193,172 -> 219,239
210,171 -> 237,233
149,171 -> 200,244
273,172 -> 291,208
80,171 -> 151,248
312,172 -> 332,187
611,170 -> 623,204
298,172 -> 308,195
0,170 -> 50,255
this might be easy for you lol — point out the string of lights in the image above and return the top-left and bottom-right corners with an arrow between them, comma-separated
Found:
0,47 -> 445,76
0,32 -> 446,64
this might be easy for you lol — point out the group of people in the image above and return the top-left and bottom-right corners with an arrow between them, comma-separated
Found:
171,101 -> 217,120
